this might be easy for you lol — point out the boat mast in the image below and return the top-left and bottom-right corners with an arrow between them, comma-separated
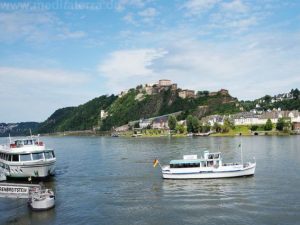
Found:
8,133 -> 12,144
29,129 -> 34,143
240,139 -> 243,166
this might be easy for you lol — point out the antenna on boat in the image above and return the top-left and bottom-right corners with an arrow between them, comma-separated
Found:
240,139 -> 243,166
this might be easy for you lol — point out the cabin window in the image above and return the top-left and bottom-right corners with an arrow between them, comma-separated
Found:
214,154 -> 219,159
7,154 -> 12,161
170,163 -> 200,168
32,153 -> 44,160
20,154 -> 31,161
0,153 -> 3,159
50,151 -> 55,158
45,152 -> 53,159
12,155 -> 19,162
23,140 -> 33,145
16,140 -> 23,147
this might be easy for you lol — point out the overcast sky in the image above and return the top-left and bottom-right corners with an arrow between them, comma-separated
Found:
0,0 -> 300,122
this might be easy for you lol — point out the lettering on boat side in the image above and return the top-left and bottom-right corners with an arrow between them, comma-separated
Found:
0,186 -> 29,194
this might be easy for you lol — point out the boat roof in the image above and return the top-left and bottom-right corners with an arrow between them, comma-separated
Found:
12,137 -> 38,141
170,159 -> 203,164
0,148 -> 54,154
170,152 -> 222,164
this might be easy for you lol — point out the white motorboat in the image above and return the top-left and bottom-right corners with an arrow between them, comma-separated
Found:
156,150 -> 256,179
0,136 -> 56,179
28,188 -> 55,210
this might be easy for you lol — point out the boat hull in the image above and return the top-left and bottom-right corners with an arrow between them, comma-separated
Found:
5,161 -> 56,178
29,197 -> 55,211
162,164 -> 255,179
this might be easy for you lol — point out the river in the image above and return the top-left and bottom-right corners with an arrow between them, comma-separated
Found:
0,136 -> 299,225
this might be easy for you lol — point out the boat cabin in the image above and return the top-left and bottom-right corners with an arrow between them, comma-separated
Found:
0,151 -> 55,163
169,151 -> 222,168
9,139 -> 44,148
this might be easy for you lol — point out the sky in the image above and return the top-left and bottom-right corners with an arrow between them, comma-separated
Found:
0,0 -> 300,122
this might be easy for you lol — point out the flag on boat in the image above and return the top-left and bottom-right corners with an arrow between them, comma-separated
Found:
153,159 -> 159,168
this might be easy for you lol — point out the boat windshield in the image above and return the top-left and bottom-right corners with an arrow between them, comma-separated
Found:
32,153 -> 44,160
44,151 -> 55,159
20,154 -> 32,161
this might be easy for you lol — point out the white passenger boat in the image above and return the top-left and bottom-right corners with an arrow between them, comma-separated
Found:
156,150 -> 255,179
0,136 -> 56,179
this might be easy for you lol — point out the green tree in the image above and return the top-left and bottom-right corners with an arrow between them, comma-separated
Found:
250,125 -> 258,131
213,122 -> 222,133
201,123 -> 211,133
264,95 -> 272,103
175,124 -> 185,134
222,118 -> 234,133
168,115 -> 177,130
191,116 -> 200,133
265,119 -> 273,131
276,118 -> 285,131
186,115 -> 194,133
291,88 -> 300,99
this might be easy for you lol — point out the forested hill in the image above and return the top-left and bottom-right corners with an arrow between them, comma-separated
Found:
0,122 -> 40,137
36,88 -> 239,133
240,88 -> 300,112
37,95 -> 117,133
100,88 -> 239,131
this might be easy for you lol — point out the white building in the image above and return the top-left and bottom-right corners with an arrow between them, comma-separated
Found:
100,110 -> 108,119
158,79 -> 172,86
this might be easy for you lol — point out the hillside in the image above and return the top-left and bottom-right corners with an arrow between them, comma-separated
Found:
0,122 -> 39,137
240,88 -> 300,112
100,88 -> 239,131
35,86 -> 239,133
37,95 -> 117,133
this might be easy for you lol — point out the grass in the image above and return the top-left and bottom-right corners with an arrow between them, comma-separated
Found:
211,125 -> 252,137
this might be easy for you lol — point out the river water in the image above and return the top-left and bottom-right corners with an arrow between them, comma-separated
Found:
0,136 -> 299,225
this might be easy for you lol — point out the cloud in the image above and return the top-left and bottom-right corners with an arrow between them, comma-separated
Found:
98,28 -> 300,100
0,12 -> 86,42
116,0 -> 149,11
138,7 -> 157,23
181,0 -> 266,33
0,66 -> 92,122
221,0 -> 248,13
0,67 -> 87,85
123,7 -> 158,25
123,12 -> 136,25
138,7 -> 157,17
182,0 -> 220,15
98,48 -> 167,91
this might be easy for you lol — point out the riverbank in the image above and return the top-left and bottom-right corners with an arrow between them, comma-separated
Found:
40,127 -> 299,138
